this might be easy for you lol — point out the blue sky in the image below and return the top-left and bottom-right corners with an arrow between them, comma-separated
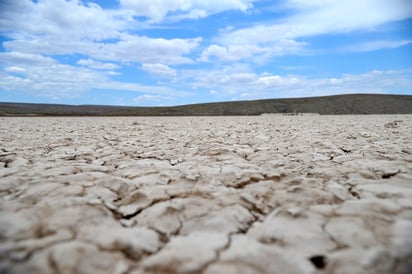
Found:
0,0 -> 411,106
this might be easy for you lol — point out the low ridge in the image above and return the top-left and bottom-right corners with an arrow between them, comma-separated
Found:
1,94 -> 411,116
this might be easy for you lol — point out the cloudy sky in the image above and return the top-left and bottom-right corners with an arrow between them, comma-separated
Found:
0,0 -> 411,106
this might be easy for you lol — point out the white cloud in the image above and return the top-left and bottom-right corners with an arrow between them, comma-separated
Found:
5,66 -> 26,73
0,52 -> 189,98
92,35 -> 201,65
133,94 -> 174,106
107,71 -> 121,76
0,0 -> 201,65
182,67 -> 412,99
258,75 -> 300,86
0,1 -> 200,100
341,40 -> 412,52
3,34 -> 201,66
207,0 -> 412,62
1,0 -> 411,103
0,51 -> 55,66
119,0 -> 255,22
77,59 -> 120,70
0,52 -> 105,98
221,72 -> 256,84
0,0 -> 124,40
199,39 -> 306,62
284,0 -> 412,34
199,44 -> 264,62
217,0 -> 412,45
95,81 -> 188,96
142,64 -> 177,78
280,65 -> 314,71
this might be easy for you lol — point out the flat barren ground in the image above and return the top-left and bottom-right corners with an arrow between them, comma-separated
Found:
1,115 -> 411,274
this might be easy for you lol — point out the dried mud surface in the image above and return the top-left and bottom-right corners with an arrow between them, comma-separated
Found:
1,115 -> 411,274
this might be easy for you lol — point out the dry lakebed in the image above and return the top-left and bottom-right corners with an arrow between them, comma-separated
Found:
0,115 -> 411,274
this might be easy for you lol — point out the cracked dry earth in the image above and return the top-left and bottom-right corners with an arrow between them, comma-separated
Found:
0,115 -> 412,274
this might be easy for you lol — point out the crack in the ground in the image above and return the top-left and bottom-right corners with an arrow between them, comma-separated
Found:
199,206 -> 266,273
0,228 -> 76,263
339,147 -> 351,154
321,220 -> 349,252
234,176 -> 263,189
48,252 -> 60,274
2,116 -> 411,274
135,155 -> 182,167
200,233 -> 234,274
381,170 -> 400,179
101,199 -> 123,221
348,185 -> 361,199
119,196 -> 173,220
240,198 -> 266,217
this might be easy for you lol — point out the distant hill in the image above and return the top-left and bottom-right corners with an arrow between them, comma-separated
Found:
1,94 -> 411,116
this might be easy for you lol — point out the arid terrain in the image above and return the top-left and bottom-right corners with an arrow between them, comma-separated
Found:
1,115 -> 411,274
